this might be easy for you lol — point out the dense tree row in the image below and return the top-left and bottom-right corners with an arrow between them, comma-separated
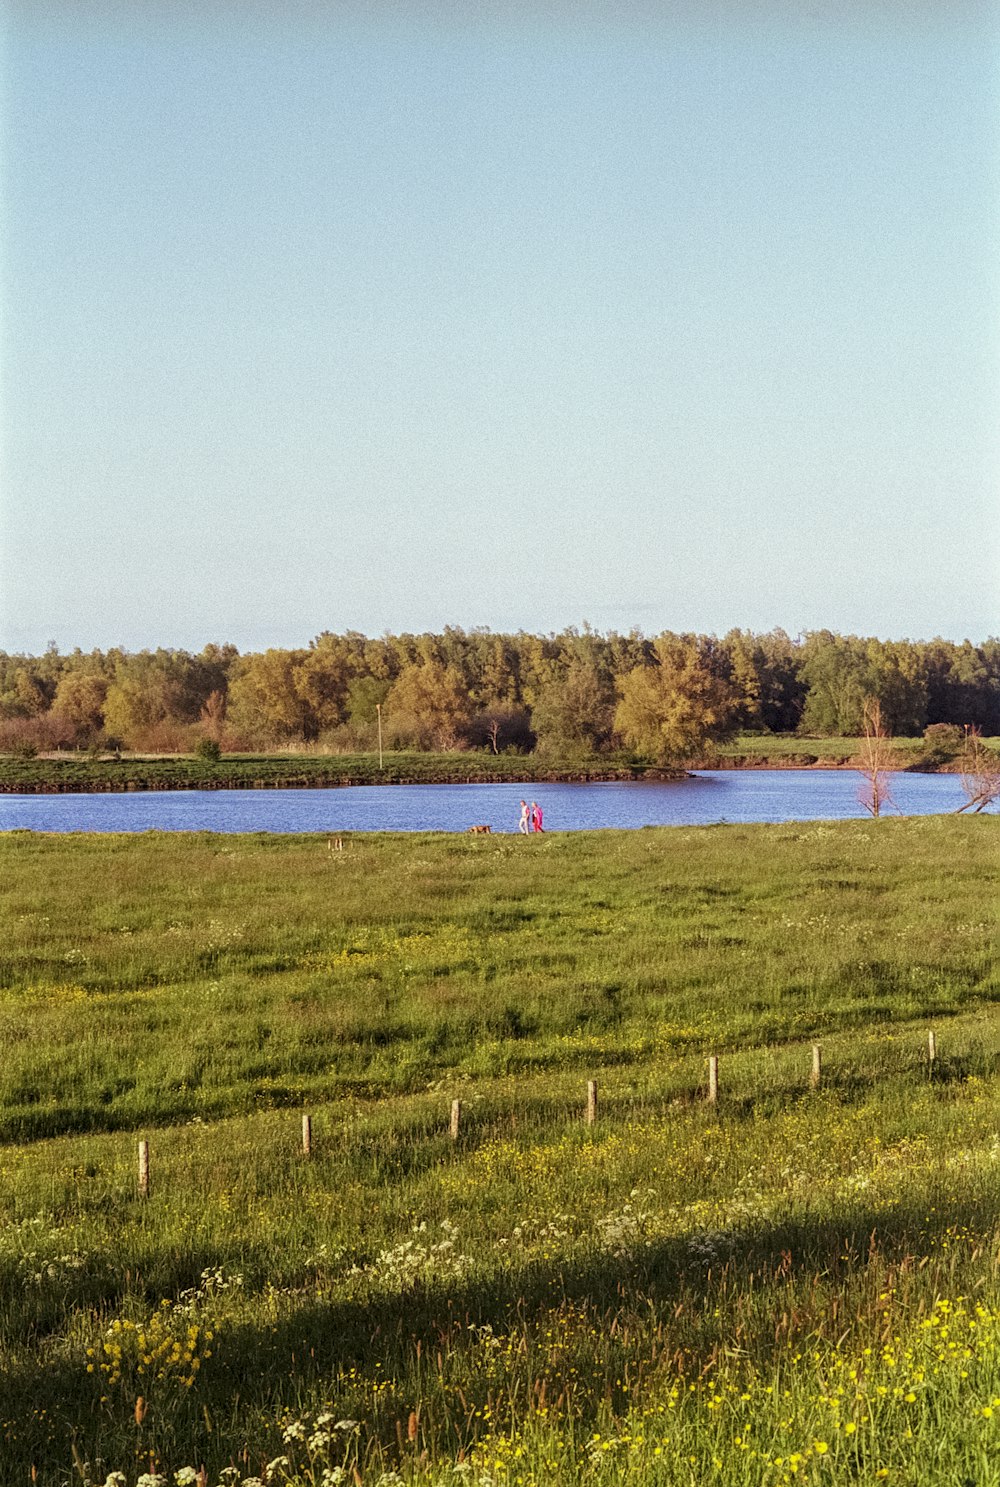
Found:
0,629 -> 997,761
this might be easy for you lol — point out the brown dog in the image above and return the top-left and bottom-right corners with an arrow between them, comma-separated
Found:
467,824 -> 492,835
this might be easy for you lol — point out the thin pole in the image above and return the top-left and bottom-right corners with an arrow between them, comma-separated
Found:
138,1140 -> 150,1198
302,1114 -> 312,1157
927,1029 -> 936,1066
376,703 -> 383,771
586,1080 -> 598,1125
811,1044 -> 822,1089
450,1099 -> 461,1140
708,1055 -> 719,1105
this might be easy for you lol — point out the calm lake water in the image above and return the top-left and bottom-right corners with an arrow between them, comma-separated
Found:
0,771 -> 976,834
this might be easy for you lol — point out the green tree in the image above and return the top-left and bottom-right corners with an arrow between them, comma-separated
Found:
921,639 -> 1000,732
51,672 -> 109,743
294,636 -> 354,732
346,675 -> 391,726
227,650 -> 313,742
798,633 -> 869,735
13,668 -> 49,717
800,633 -> 927,736
728,627 -> 809,734
863,639 -> 927,735
530,657 -> 615,755
614,636 -> 739,762
384,661 -> 472,750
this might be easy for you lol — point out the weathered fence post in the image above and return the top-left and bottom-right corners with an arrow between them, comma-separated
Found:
708,1055 -> 719,1105
138,1139 -> 150,1198
450,1099 -> 462,1141
811,1043 -> 822,1089
586,1080 -> 598,1125
927,1029 -> 937,1067
301,1114 -> 312,1157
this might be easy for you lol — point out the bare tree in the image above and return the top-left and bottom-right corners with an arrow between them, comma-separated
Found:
199,689 -> 227,743
487,717 -> 501,755
956,727 -> 1000,813
856,697 -> 898,819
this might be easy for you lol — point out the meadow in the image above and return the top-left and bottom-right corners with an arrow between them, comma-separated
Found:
1,815 -> 998,1486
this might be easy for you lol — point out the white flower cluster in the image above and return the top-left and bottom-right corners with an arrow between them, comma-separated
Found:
350,1220 -> 470,1291
174,1266 -> 244,1314
685,1227 -> 739,1268
18,1247 -> 87,1285
85,1469 -> 264,1487
496,1216 -> 572,1250
595,1190 -> 657,1257
0,1217 -> 89,1286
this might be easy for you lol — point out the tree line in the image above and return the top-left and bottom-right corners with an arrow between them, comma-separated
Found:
0,628 -> 997,762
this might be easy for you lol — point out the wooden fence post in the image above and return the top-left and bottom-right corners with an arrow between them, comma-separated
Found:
927,1029 -> 937,1067
708,1055 -> 719,1105
138,1139 -> 150,1198
586,1080 -> 598,1125
450,1099 -> 462,1141
811,1043 -> 822,1089
301,1114 -> 312,1157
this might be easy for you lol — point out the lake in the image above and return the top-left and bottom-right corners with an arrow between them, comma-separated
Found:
0,770 -> 976,834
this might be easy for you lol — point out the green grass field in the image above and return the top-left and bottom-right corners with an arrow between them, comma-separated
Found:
1,817 -> 999,1486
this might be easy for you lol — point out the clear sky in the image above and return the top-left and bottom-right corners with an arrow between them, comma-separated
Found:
2,0 -> 998,654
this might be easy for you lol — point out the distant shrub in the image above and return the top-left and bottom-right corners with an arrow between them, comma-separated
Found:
194,736 -> 222,763
923,723 -> 964,749
311,723 -> 376,753
0,714 -> 73,754
129,720 -> 198,754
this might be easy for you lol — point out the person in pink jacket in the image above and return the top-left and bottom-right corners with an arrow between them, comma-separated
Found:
531,801 -> 544,832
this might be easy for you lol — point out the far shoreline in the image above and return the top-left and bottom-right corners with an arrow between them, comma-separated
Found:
0,747 -> 966,794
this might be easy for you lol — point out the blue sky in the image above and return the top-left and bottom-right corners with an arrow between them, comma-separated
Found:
2,1 -> 998,653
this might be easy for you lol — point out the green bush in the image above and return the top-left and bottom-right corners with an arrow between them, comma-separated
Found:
923,722 -> 964,749
194,737 -> 222,763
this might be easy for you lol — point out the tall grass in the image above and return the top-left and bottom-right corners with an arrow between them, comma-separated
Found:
1,817 -> 998,1484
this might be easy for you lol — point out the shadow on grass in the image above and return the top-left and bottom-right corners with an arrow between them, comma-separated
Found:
4,1190 -> 996,1479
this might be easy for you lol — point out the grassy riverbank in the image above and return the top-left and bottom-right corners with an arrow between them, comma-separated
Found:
0,752 -> 681,795
2,733 -> 991,793
2,817 -> 999,1485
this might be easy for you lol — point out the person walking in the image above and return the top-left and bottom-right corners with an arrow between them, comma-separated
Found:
531,801 -> 543,833
517,800 -> 530,834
